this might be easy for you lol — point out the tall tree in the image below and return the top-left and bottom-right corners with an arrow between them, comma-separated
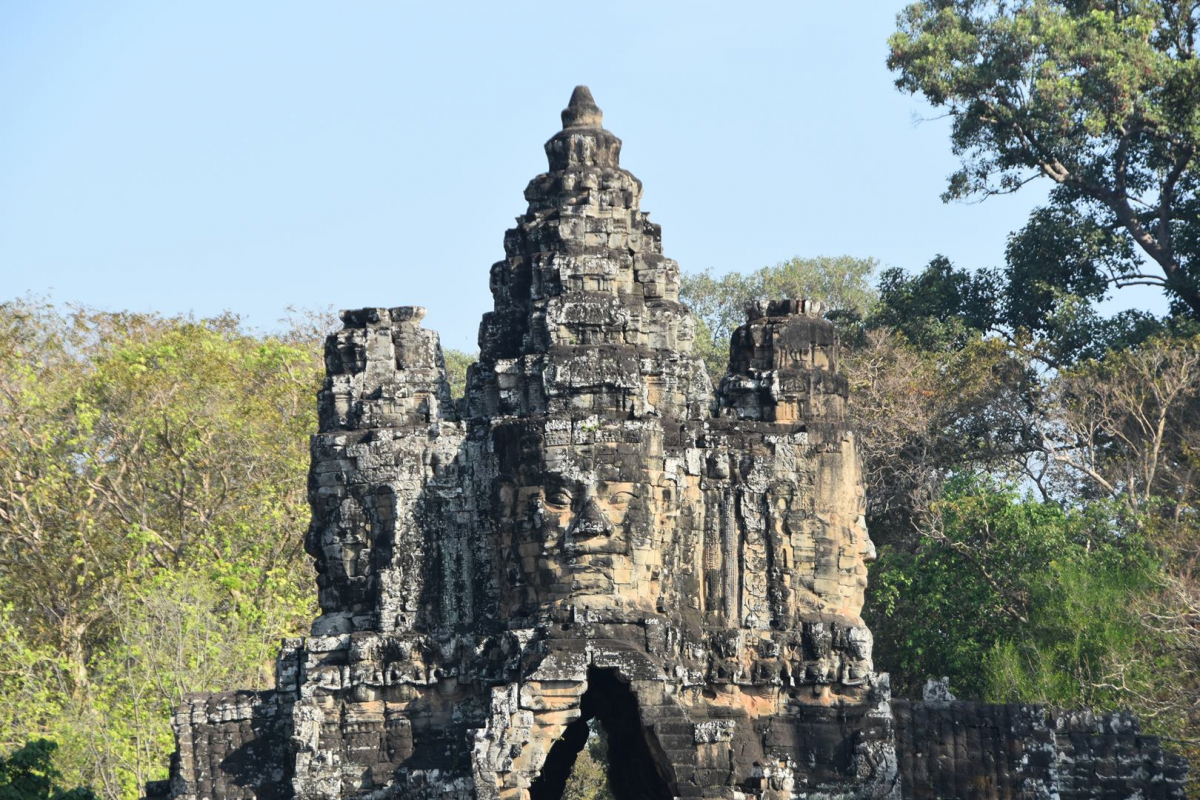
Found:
874,252 -> 1166,366
0,300 -> 322,798
889,1 -> 1200,316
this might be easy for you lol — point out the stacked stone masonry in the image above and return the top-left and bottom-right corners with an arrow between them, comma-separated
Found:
145,87 -> 1188,800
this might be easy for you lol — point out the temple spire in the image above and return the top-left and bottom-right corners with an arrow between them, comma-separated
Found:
545,85 -> 620,171
561,85 -> 603,129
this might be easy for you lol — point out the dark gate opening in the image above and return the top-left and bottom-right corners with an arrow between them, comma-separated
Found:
528,667 -> 674,800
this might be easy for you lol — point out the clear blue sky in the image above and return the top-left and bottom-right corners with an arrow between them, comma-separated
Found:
2,2 -> 1151,351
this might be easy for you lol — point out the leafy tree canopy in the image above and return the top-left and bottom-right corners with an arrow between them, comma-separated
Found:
874,255 -> 1003,350
874,252 -> 1168,363
441,348 -> 476,399
561,722 -> 615,800
869,476 -> 1158,705
0,300 -> 323,798
889,0 -> 1200,317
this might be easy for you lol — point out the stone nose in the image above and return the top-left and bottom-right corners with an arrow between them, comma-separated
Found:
574,495 -> 613,538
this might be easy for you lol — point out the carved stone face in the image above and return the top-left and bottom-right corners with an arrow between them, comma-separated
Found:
306,490 -> 380,625
541,465 -> 640,594
492,419 -> 669,615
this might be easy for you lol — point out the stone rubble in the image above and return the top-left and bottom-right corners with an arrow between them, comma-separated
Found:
145,87 -> 1188,800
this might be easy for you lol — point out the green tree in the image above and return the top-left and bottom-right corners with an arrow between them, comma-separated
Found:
0,740 -> 95,800
0,610 -> 67,759
873,255 -> 1002,351
869,477 -> 1155,702
0,300 -> 322,798
873,251 -> 1166,366
867,331 -> 1200,772
889,0 -> 1200,317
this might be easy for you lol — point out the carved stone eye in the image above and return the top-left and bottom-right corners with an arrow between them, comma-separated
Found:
547,488 -> 574,508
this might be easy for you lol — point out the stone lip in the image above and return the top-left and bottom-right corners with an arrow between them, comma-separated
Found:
561,85 -> 603,129
338,306 -> 427,326
745,297 -> 826,320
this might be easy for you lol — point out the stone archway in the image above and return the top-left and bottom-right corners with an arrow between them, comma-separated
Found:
528,667 -> 674,800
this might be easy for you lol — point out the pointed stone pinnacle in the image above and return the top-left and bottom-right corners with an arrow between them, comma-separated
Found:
561,85 -> 603,130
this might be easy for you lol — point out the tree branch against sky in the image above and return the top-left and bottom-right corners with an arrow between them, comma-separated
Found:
888,0 -> 1200,317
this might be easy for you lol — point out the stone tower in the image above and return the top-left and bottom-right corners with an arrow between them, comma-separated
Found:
149,88 -> 1187,800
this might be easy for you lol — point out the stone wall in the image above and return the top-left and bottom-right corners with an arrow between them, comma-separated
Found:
893,699 -> 1188,799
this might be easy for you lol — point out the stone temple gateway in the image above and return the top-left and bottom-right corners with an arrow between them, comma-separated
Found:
148,88 -> 1188,800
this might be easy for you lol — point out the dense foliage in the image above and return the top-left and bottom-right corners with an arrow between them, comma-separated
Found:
442,347 -> 476,398
0,740 -> 95,800
877,12 -> 1200,772
0,301 -> 326,799
871,479 -> 1157,704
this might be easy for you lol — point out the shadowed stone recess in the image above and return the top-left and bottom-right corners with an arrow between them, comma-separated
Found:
146,88 -> 1188,800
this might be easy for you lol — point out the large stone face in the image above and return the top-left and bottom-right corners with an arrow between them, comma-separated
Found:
147,87 -> 1187,800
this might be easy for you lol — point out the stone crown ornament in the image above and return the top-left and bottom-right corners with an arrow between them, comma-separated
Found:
147,88 -> 1188,800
